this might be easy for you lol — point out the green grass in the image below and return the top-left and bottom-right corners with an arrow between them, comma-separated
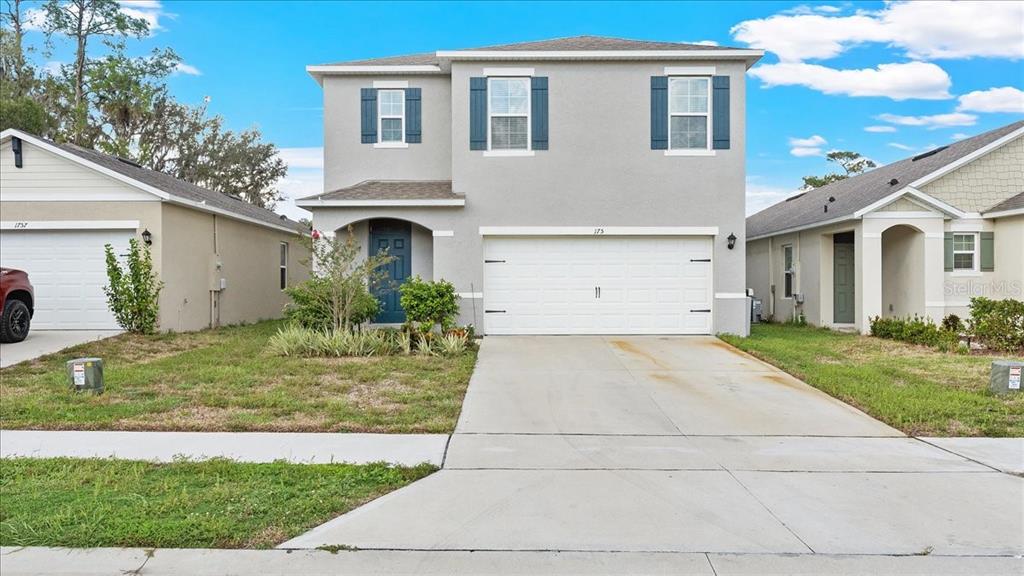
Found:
0,457 -> 434,548
721,324 -> 1024,437
0,321 -> 477,433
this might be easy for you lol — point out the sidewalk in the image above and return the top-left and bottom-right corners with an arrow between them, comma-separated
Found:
0,430 -> 448,466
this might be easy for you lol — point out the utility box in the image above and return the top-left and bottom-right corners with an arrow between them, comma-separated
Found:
66,357 -> 104,394
990,360 -> 1022,395
752,299 -> 763,323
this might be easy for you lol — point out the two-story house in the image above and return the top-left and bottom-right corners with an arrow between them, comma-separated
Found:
298,36 -> 763,335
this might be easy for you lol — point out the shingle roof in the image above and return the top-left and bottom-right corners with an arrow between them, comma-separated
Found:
747,120 -> 1024,239
985,191 -> 1024,214
315,180 -> 461,201
45,138 -> 307,233
323,35 -> 742,66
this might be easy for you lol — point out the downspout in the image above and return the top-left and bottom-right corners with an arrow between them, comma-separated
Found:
768,236 -> 775,319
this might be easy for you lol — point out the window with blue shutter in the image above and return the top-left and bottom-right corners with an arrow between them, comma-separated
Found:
712,75 -> 730,150
470,77 -> 488,150
531,77 -> 548,150
650,76 -> 668,150
405,88 -> 422,143
360,88 -> 377,144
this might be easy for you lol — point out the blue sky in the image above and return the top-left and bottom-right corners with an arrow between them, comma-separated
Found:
26,1 -> 1024,218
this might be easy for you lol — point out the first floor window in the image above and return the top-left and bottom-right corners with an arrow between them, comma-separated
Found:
782,244 -> 795,298
378,90 -> 405,143
279,242 -> 288,289
488,77 -> 530,150
952,233 -> 977,271
669,76 -> 710,150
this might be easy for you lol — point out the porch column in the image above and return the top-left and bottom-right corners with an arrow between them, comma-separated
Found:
858,227 -> 883,334
921,220 -> 947,324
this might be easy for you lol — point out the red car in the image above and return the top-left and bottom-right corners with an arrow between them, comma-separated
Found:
0,268 -> 34,343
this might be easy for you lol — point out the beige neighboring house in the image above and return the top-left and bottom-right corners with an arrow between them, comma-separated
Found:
0,129 -> 309,332
746,120 -> 1024,334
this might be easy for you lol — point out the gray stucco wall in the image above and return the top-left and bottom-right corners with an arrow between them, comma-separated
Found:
314,58 -> 750,335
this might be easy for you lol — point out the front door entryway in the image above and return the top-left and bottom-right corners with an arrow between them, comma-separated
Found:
369,219 -> 412,323
833,233 -> 855,324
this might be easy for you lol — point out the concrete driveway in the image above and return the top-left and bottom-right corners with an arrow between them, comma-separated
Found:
0,330 -> 120,368
282,336 -> 1024,568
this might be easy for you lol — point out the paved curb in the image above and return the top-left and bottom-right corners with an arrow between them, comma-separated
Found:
0,430 -> 449,467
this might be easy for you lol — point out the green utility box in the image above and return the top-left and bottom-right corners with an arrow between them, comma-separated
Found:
66,357 -> 104,394
990,360 -> 1022,396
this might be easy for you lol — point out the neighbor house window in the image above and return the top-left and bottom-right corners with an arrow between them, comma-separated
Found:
488,77 -> 530,150
783,244 -> 795,298
378,90 -> 405,143
668,77 -> 710,150
279,242 -> 288,289
952,233 -> 978,271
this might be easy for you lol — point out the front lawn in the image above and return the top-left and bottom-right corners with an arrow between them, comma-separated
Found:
0,321 -> 477,433
721,324 -> 1024,437
0,457 -> 433,548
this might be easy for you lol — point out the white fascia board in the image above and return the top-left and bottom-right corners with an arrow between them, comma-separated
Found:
306,65 -> 442,75
1,220 -> 139,230
295,199 -> 466,208
437,49 -> 763,60
983,207 -> 1024,219
1,129 -> 170,201
746,215 -> 858,242
909,126 -> 1024,189
164,198 -> 305,236
862,211 -> 944,220
853,187 -> 965,219
478,226 -> 719,236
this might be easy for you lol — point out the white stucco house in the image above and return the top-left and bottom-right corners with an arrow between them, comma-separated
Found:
746,120 -> 1024,334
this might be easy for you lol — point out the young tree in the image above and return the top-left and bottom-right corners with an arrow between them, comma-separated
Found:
103,238 -> 163,334
801,151 -> 877,190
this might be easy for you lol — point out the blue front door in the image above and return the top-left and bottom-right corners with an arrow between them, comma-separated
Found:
369,219 -> 412,323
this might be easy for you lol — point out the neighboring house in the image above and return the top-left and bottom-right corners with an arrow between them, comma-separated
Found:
0,129 -> 309,332
299,36 -> 763,335
746,121 -> 1024,334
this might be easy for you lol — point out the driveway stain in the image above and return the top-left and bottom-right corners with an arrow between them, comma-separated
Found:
609,339 -> 671,370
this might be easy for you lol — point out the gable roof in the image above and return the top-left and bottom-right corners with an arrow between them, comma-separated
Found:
1,129 -> 307,235
312,35 -> 760,73
296,180 -> 464,207
985,191 -> 1024,215
746,120 -> 1024,240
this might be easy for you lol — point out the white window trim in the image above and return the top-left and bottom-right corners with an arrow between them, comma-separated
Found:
951,232 -> 980,274
782,244 -> 795,299
377,89 -> 405,144
668,76 -> 712,152
487,76 -> 531,153
279,242 -> 289,290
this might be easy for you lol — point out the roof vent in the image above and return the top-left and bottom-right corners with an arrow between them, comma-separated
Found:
279,214 -> 287,220
889,178 -> 899,186
828,196 -> 835,202
117,156 -> 143,168
785,192 -> 806,202
911,146 -> 948,161
823,204 -> 828,213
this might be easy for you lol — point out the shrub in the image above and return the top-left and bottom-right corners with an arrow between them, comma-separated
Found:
284,278 -> 379,332
267,324 -> 318,356
869,315 -> 959,350
941,314 -> 964,333
435,332 -> 469,356
103,238 -> 163,334
399,276 -> 460,333
969,297 -> 1024,353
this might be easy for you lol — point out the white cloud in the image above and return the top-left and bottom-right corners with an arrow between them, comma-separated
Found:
746,178 -> 801,215
887,142 -> 915,151
41,61 -> 63,76
173,62 -> 201,76
788,135 -> 827,157
877,112 -> 977,129
689,40 -> 719,46
864,125 -> 896,133
271,147 -> 324,221
957,87 -> 1024,114
749,61 -> 951,100
789,135 -> 826,147
118,0 -> 169,31
277,147 -> 324,170
732,1 -> 1024,63
950,133 -> 969,141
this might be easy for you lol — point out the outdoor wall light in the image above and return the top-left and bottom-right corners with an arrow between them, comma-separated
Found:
141,229 -> 153,246
727,233 -> 737,250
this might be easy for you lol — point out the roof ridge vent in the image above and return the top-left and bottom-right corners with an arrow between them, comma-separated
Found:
911,146 -> 948,161
116,156 -> 143,168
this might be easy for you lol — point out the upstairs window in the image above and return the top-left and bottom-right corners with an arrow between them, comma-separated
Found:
952,233 -> 977,271
488,77 -> 530,150
279,242 -> 289,290
668,77 -> 710,150
378,90 -> 405,143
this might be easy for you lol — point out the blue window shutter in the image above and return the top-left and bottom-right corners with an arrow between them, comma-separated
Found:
981,232 -> 995,272
650,76 -> 668,150
712,75 -> 730,150
405,88 -> 422,143
470,77 -> 487,150
531,76 -> 549,150
944,232 -> 954,271
360,88 -> 377,144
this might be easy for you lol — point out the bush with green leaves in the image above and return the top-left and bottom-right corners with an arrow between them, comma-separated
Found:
969,297 -> 1024,353
103,238 -> 163,334
266,325 -> 471,357
399,276 -> 460,333
941,314 -> 964,334
284,277 -> 379,332
869,315 -> 960,351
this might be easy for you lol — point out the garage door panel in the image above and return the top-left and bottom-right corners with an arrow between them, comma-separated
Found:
484,236 -> 713,335
0,229 -> 131,330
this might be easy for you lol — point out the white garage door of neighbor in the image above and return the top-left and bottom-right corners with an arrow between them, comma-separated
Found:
0,229 -> 133,330
483,236 -> 713,335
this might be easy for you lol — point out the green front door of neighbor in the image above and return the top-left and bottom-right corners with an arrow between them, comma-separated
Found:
834,242 -> 855,324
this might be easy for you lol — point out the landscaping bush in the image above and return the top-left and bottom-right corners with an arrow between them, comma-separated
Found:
941,314 -> 964,334
284,277 -> 379,332
103,238 -> 163,334
969,297 -> 1024,353
869,315 -> 960,351
399,276 -> 460,333
266,325 -> 470,357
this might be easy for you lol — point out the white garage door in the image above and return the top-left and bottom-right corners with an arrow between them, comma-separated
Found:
483,236 -> 713,335
0,229 -> 133,329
